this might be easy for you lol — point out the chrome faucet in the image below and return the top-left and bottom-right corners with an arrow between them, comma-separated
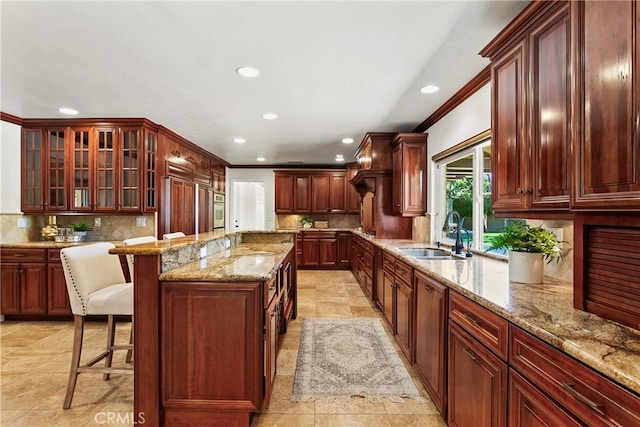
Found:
442,210 -> 464,255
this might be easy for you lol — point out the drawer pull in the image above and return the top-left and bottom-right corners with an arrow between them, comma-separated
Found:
562,383 -> 605,414
422,284 -> 434,292
464,347 -> 479,362
463,312 -> 480,326
13,253 -> 27,257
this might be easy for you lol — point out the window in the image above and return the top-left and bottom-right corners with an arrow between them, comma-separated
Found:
433,131 -> 521,255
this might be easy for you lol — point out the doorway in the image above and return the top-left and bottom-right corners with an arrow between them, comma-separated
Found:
231,181 -> 266,231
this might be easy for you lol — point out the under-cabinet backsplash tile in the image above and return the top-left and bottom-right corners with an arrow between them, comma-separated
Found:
275,214 -> 360,230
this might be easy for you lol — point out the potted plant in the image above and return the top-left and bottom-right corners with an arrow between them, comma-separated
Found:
486,222 -> 563,284
68,221 -> 93,241
299,216 -> 314,229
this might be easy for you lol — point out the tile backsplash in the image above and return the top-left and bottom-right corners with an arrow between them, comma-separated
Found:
276,214 -> 360,230
0,214 -> 156,243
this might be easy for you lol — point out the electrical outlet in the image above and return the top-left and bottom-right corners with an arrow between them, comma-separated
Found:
200,247 -> 207,259
94,218 -> 101,227
16,218 -> 27,228
136,217 -> 147,227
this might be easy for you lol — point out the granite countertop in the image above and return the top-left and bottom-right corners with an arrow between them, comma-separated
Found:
159,243 -> 294,282
351,231 -> 640,396
0,240 -> 124,249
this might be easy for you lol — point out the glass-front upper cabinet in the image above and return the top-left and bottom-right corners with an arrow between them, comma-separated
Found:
144,129 -> 158,212
70,128 -> 91,211
94,127 -> 117,211
21,128 -> 69,212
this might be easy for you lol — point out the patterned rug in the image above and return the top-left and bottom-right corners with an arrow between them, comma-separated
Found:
292,318 -> 424,403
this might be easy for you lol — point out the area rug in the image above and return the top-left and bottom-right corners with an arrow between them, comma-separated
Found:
292,318 -> 424,403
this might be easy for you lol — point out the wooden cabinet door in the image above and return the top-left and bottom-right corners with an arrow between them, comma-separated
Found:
374,247 -> 384,309
198,186 -> 214,233
382,269 -> 395,329
264,286 -> 279,409
337,232 -> 350,265
394,280 -> 412,361
93,127 -> 118,211
448,321 -> 507,427
143,129 -> 158,212
529,4 -> 571,210
167,179 -> 195,235
70,128 -> 92,211
414,272 -> 447,415
572,1 -> 640,210
509,370 -> 582,427
346,164 -> 360,213
47,261 -> 71,315
1,263 -> 21,314
491,40 -> 529,212
274,174 -> 294,213
329,173 -> 346,213
312,175 -> 330,212
319,238 -> 337,266
294,175 -> 311,213
302,237 -> 319,266
119,128 -> 142,211
21,129 -> 45,212
20,262 -> 47,314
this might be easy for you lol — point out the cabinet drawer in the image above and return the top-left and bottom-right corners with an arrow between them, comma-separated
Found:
449,291 -> 508,360
309,231 -> 336,239
363,251 -> 373,274
395,259 -> 412,287
510,325 -> 640,427
383,252 -> 395,272
0,248 -> 47,262
47,249 -> 62,262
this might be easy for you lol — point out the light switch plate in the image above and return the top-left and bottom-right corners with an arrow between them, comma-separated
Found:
94,218 -> 101,227
136,217 -> 146,227
17,218 -> 27,228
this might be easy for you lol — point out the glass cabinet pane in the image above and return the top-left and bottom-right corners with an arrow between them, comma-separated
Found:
144,131 -> 157,211
22,130 -> 43,210
72,130 -> 91,209
120,129 -> 140,210
95,129 -> 116,209
47,130 -> 67,209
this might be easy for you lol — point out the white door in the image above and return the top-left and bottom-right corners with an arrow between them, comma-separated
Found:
231,181 -> 265,231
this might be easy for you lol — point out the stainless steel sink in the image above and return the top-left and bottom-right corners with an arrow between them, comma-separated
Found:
396,247 -> 453,260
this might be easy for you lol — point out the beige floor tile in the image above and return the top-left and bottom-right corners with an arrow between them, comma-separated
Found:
315,413 -> 391,427
387,414 -> 448,427
383,399 -> 439,415
315,303 -> 354,317
251,413 -> 315,426
6,409 -> 96,427
315,398 -> 387,414
276,349 -> 299,375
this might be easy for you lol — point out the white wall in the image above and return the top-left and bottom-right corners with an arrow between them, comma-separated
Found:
226,168 -> 275,230
0,121 -> 22,214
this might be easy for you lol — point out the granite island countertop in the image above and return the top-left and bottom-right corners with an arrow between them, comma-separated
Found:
352,230 -> 640,396
158,242 -> 294,282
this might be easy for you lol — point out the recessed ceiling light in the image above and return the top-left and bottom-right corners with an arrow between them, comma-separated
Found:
256,156 -> 266,162
262,113 -> 278,120
342,138 -> 354,144
335,154 -> 344,162
233,137 -> 246,144
236,66 -> 261,78
58,107 -> 79,115
420,85 -> 440,94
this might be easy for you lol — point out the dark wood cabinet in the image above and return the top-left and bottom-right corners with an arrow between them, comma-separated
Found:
167,178 -> 196,235
509,369 -> 582,427
21,119 -> 159,214
21,128 -> 69,213
355,132 -> 395,171
413,271 -> 448,416
311,175 -> 330,212
381,269 -> 395,329
510,325 -> 640,427
337,232 -> 350,266
264,277 -> 279,409
448,320 -> 507,427
274,174 -> 295,213
395,277 -> 412,360
297,231 -> 344,269
198,185 -> 214,233
482,2 -> 571,214
346,162 -> 360,214
46,249 -> 71,315
0,249 -> 48,315
373,246 -> 384,309
391,133 -> 427,216
571,0 -> 640,210
274,170 -> 351,214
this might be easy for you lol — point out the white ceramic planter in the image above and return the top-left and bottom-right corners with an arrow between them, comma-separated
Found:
508,251 -> 544,284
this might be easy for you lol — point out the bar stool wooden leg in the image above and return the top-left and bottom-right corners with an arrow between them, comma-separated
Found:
63,315 -> 84,410
126,319 -> 133,363
103,315 -> 116,380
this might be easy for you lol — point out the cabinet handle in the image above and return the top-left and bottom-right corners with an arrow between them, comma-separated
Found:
562,383 -> 605,414
463,312 -> 480,326
515,188 -> 522,195
463,347 -> 480,362
422,284 -> 434,292
12,253 -> 26,257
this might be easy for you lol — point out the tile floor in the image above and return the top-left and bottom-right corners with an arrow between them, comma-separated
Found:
1,270 -> 447,426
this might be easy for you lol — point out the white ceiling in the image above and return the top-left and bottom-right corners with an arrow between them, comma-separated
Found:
1,1 -> 527,166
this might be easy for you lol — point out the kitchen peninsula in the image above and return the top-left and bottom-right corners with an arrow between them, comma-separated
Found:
110,230 -> 296,427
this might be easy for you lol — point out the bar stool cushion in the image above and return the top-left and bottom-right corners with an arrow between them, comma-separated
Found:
86,283 -> 133,315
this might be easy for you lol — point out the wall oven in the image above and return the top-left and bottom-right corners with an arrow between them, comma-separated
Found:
213,194 -> 225,229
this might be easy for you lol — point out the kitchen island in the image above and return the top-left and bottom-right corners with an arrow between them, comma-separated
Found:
110,231 -> 297,427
